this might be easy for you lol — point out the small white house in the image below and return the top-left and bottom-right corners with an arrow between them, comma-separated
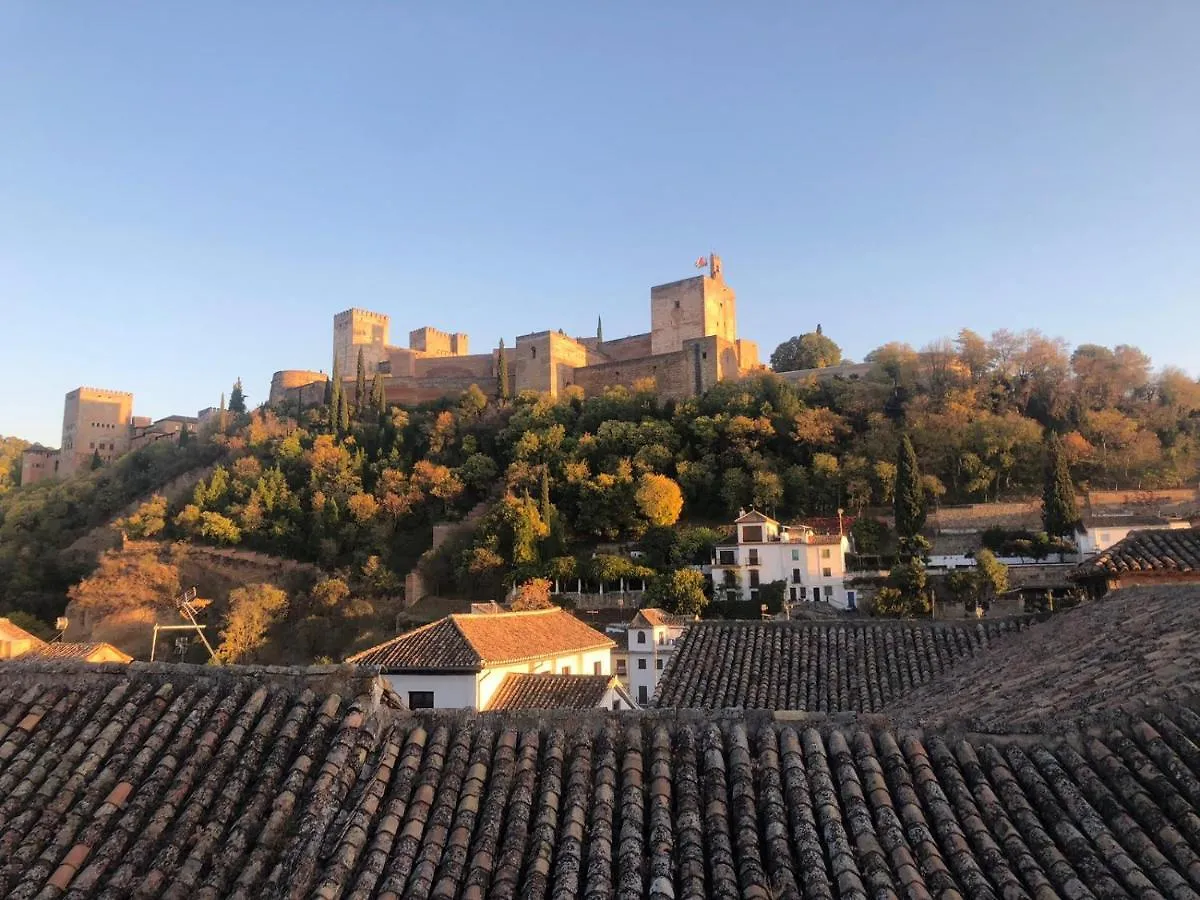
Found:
709,510 -> 856,610
618,608 -> 696,706
347,607 -> 618,710
1075,515 -> 1192,559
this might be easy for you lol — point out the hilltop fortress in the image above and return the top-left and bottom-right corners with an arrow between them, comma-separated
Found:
270,256 -> 761,407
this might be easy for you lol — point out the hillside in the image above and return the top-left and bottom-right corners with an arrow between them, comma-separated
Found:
3,328 -> 1199,661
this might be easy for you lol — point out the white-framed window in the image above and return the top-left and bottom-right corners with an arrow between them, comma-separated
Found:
821,548 -> 831,559
791,549 -> 799,560
823,568 -> 832,578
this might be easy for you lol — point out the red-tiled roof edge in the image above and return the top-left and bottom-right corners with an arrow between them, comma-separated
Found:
345,616 -> 481,667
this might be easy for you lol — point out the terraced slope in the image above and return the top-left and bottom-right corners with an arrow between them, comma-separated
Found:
5,663 -> 1200,898
887,585 -> 1200,732
653,618 -> 1032,711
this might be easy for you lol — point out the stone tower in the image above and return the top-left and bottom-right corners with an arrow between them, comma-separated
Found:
332,309 -> 390,377
648,253 -> 737,356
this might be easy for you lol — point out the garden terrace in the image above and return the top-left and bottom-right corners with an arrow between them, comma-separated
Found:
5,663 -> 1200,897
885,585 -> 1200,733
652,618 -> 1031,712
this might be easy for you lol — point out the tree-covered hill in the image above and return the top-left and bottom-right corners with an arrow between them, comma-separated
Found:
2,327 -> 1197,648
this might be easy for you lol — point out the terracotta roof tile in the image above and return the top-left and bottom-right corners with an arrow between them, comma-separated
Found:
486,673 -> 617,711
20,642 -> 132,663
653,618 -> 1029,711
628,608 -> 694,628
1073,526 -> 1200,578
0,603 -> 1197,898
346,608 -> 614,670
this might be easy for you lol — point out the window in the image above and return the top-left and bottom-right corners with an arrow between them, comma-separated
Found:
594,661 -> 602,675
612,700 -> 622,710
847,590 -> 857,610
742,526 -> 763,543
656,658 -> 663,670
718,550 -> 735,566
799,587 -> 808,600
824,585 -> 833,599
749,570 -> 760,588
531,346 -> 537,358
748,549 -> 760,566
638,658 -> 647,670
791,549 -> 799,560
616,660 -> 627,676
823,568 -> 832,578
789,588 -> 797,601
408,691 -> 434,709
638,685 -> 648,703
674,300 -> 681,309
750,589 -> 759,601
561,665 -> 571,674
792,568 -> 801,584
821,548 -> 831,559
637,631 -> 647,644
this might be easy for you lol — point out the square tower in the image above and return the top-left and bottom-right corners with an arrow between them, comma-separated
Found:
333,309 -> 391,377
59,387 -> 134,476
649,255 -> 737,356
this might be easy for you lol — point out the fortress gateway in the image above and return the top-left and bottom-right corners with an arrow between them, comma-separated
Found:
269,257 -> 760,407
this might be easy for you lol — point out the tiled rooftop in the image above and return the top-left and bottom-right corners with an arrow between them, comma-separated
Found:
628,608 -> 694,629
486,673 -> 617,711
347,608 -> 615,670
653,618 -> 1030,711
1074,526 -> 1200,579
3,661 -> 1200,897
20,641 -> 131,663
886,585 -> 1200,732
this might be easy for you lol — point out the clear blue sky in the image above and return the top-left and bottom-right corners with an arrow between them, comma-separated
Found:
2,2 -> 1198,446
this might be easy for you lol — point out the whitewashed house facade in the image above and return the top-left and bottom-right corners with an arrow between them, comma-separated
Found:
347,607 -> 628,710
709,510 -> 856,610
1074,515 -> 1192,559
615,608 -> 696,706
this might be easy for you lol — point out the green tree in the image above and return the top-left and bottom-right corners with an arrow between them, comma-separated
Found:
370,372 -> 386,418
972,548 -> 1009,610
199,511 -> 242,545
337,387 -> 350,435
116,494 -> 168,539
497,339 -> 510,403
215,583 -> 288,664
229,378 -> 247,414
329,359 -> 343,428
355,347 -> 367,416
770,330 -> 843,372
1041,432 -> 1080,538
894,435 -> 926,543
90,449 -> 104,470
643,568 -> 708,616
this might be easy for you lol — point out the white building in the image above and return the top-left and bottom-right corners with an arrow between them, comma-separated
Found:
615,608 -> 696,706
1074,515 -> 1192,559
709,510 -> 856,611
347,607 -> 628,710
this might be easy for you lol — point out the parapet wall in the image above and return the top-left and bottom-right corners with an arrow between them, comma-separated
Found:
269,370 -> 329,406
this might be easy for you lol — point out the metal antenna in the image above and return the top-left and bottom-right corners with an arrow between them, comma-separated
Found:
150,586 -> 217,663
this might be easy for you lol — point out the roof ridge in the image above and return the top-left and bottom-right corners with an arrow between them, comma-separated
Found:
447,616 -> 486,666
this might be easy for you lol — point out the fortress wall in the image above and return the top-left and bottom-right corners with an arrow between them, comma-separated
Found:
572,348 -> 694,399
414,352 -> 493,379
514,331 -> 599,397
593,332 -> 653,362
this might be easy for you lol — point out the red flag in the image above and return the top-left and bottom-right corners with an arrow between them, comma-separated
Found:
695,256 -> 708,268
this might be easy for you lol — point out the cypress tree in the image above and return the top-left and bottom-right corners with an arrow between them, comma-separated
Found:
497,339 -> 510,403
323,373 -> 333,406
355,347 -> 367,416
370,371 -> 386,417
90,449 -> 104,470
596,316 -> 604,345
229,378 -> 247,414
894,435 -> 926,540
1042,432 -> 1080,538
329,360 -> 342,430
337,387 -> 350,435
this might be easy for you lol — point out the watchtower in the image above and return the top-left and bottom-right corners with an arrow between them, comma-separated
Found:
649,254 -> 737,356
332,308 -> 391,376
